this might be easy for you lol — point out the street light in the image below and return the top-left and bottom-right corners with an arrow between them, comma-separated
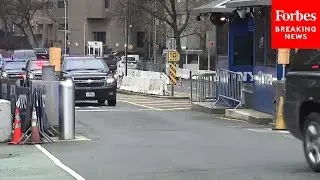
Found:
64,0 -> 68,58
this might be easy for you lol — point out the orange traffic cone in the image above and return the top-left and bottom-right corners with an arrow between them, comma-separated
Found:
8,108 -> 22,145
31,106 -> 40,144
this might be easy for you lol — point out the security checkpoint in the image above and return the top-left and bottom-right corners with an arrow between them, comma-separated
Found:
0,47 -> 76,144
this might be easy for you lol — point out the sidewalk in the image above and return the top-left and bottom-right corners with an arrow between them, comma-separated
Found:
191,101 -> 273,125
0,144 -> 74,180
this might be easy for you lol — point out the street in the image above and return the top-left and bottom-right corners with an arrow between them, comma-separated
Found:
1,93 -> 318,180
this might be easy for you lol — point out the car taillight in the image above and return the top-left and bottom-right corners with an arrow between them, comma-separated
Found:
312,65 -> 319,69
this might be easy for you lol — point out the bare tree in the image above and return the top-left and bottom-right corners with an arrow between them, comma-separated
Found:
111,0 -> 204,65
0,0 -> 51,48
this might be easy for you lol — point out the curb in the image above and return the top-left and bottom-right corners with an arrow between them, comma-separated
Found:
118,89 -> 190,100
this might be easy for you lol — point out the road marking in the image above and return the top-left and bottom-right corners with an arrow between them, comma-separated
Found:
76,108 -> 153,112
159,107 -> 191,110
35,144 -> 86,180
217,116 -> 247,122
117,100 -> 163,111
51,135 -> 91,142
152,104 -> 190,108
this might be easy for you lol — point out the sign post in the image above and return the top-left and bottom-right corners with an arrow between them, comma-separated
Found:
167,51 -> 180,96
277,48 -> 290,80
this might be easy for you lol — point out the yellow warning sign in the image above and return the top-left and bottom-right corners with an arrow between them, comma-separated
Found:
168,51 -> 180,62
169,63 -> 176,85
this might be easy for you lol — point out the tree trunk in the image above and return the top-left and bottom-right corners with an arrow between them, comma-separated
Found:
174,31 -> 183,67
26,21 -> 39,48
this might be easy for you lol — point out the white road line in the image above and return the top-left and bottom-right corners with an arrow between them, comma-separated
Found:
35,144 -> 86,180
76,108 -> 153,112
117,100 -> 163,111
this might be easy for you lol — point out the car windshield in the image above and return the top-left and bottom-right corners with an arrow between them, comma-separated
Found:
4,62 -> 25,70
29,61 -> 50,70
64,58 -> 109,72
14,50 -> 37,60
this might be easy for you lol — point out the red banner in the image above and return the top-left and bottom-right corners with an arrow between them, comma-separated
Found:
271,0 -> 320,49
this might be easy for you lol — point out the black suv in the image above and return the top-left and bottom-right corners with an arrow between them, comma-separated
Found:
284,49 -> 320,172
62,56 -> 116,106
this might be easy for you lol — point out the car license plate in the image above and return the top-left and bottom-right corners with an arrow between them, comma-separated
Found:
86,92 -> 95,97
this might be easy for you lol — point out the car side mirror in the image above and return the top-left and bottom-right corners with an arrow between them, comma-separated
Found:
22,68 -> 27,71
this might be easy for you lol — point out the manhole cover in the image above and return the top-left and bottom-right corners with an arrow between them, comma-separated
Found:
0,154 -> 15,159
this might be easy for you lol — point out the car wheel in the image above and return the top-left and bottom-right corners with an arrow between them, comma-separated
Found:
108,100 -> 116,106
97,100 -> 105,105
303,112 -> 320,172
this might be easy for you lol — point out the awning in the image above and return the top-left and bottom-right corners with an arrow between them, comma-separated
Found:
192,0 -> 235,14
225,0 -> 271,8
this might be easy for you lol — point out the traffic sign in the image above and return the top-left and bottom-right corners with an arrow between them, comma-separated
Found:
168,51 -> 180,62
169,63 -> 177,85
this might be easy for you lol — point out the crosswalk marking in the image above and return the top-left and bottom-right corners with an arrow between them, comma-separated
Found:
118,94 -> 191,111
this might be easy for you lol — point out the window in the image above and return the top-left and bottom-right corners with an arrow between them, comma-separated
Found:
254,8 -> 265,66
58,24 -> 68,30
136,32 -> 145,48
105,0 -> 110,8
233,31 -> 254,66
265,7 -> 276,67
93,32 -> 106,44
57,0 -> 64,8
216,23 -> 228,56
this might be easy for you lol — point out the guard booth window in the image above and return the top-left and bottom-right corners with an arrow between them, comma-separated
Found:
216,23 -> 228,56
254,7 -> 265,66
265,7 -> 277,67
233,31 -> 253,66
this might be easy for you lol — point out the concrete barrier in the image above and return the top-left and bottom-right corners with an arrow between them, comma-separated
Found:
0,99 -> 12,142
118,76 -> 168,95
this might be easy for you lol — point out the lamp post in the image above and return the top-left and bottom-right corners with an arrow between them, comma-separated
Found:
124,0 -> 129,76
64,0 -> 67,57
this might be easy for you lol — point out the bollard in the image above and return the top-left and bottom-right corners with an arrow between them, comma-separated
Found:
59,78 -> 75,140
42,65 -> 58,81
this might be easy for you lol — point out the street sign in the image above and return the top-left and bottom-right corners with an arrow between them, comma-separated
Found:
169,63 -> 177,85
168,51 -> 180,62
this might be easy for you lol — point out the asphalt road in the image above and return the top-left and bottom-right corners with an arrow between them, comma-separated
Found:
2,93 -> 319,179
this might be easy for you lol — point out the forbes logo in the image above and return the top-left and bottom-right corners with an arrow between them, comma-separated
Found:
275,10 -> 317,22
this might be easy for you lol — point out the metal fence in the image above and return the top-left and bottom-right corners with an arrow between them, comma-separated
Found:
213,69 -> 243,109
0,78 -> 32,132
136,61 -> 166,73
190,72 -> 217,102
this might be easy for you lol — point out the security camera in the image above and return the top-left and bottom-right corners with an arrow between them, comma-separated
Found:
210,13 -> 227,26
236,7 -> 247,19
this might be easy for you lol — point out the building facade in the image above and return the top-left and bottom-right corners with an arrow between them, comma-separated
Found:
32,0 -> 148,55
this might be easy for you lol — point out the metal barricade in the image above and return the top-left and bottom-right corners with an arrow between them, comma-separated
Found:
213,69 -> 243,109
190,72 -> 216,102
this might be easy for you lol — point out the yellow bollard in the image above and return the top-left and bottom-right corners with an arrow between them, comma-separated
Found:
273,96 -> 287,130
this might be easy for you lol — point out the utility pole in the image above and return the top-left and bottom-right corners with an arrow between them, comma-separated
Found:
152,0 -> 157,64
124,0 -> 129,76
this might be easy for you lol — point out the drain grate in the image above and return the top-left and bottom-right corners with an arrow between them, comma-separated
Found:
0,154 -> 15,159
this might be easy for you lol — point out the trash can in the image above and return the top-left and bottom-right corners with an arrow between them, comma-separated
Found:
241,83 -> 254,109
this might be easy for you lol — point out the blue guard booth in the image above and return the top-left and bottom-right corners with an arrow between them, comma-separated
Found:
226,0 -> 280,115
194,0 -> 280,115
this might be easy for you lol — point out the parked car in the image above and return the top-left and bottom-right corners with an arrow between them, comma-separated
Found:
24,60 -> 50,86
62,56 -> 117,106
117,56 -> 137,70
12,49 -> 37,61
102,55 -> 117,73
284,49 -> 320,172
1,60 -> 29,86
34,48 -> 49,60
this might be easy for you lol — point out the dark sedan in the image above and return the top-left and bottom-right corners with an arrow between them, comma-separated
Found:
1,60 -> 28,86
